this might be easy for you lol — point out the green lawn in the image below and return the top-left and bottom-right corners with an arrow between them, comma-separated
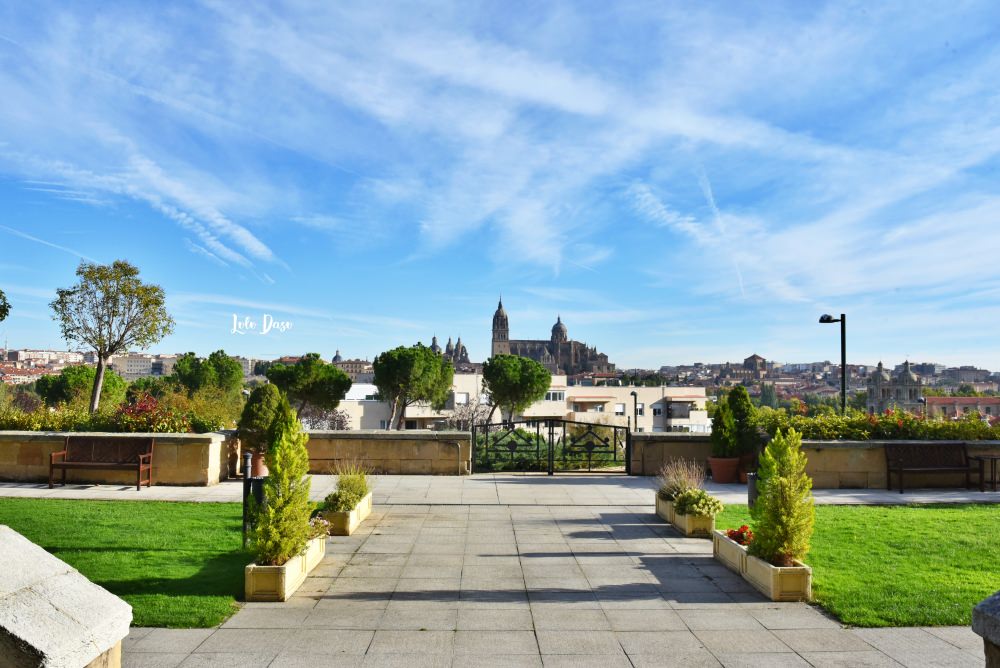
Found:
717,503 -> 1000,627
0,498 -> 245,628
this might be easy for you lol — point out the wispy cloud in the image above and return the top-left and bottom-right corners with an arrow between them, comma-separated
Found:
0,224 -> 98,262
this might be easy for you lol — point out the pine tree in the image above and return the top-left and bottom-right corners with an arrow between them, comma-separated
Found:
748,428 -> 815,566
249,400 -> 313,565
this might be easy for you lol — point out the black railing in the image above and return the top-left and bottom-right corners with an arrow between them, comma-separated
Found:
472,418 -> 630,475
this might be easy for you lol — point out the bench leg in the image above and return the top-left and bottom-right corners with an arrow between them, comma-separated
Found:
898,470 -> 904,494
136,467 -> 141,492
62,467 -> 67,487
49,467 -> 54,490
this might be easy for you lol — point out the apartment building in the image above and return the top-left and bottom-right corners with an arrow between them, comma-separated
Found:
337,373 -> 710,432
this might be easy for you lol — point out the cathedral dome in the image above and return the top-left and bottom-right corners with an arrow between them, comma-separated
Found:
492,299 -> 508,329
332,350 -> 342,363
551,315 -> 568,342
895,360 -> 920,384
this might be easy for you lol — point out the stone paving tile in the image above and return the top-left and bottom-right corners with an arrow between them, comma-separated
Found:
367,630 -> 456,654
800,651 -> 906,667
532,608 -> 611,630
629,650 -> 723,667
712,651 -> 812,667
923,626 -> 985,651
694,629 -> 793,654
177,652 -> 276,667
380,606 -> 458,630
604,607 -> 687,631
303,607 -> 386,629
452,655 -> 542,667
219,606 -> 310,628
749,605 -> 841,629
774,628 -> 877,652
126,628 -> 214,653
192,628 -> 293,655
454,630 -> 539,655
270,652 -> 364,667
362,653 -> 452,667
122,653 -> 188,668
616,629 -> 706,654
457,608 -> 534,630
535,630 -> 626,655
679,609 -> 768,631
286,629 -> 375,654
540,654 -> 633,667
850,626 -> 984,666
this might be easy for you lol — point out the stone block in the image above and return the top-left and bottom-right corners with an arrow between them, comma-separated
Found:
400,459 -> 433,475
838,471 -> 869,488
809,472 -> 840,489
0,526 -> 132,667
973,590 -> 1000,668
433,459 -> 458,475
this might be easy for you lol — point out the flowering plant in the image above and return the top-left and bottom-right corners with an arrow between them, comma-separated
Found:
308,516 -> 331,539
673,488 -> 724,517
726,525 -> 754,545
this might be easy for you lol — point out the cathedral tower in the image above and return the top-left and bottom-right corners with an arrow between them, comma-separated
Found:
491,299 -> 510,356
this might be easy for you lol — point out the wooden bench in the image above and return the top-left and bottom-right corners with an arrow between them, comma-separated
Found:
49,436 -> 155,491
885,443 -> 978,493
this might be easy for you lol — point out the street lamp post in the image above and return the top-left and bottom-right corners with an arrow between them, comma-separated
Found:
819,313 -> 847,415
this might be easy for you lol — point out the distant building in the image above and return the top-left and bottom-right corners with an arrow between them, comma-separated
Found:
332,351 -> 374,382
429,336 -> 470,365
925,396 -> 1000,421
866,361 -> 923,414
718,354 -> 769,384
490,300 -> 614,376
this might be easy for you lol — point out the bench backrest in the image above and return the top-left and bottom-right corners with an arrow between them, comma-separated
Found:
884,443 -> 968,468
64,437 -> 154,464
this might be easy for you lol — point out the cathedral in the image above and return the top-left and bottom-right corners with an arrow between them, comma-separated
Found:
490,299 -> 615,376
429,335 -> 470,365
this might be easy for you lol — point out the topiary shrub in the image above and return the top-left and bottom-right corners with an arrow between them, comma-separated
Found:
748,428 -> 815,566
238,384 -> 284,454
710,402 -> 738,457
673,488 -> 724,517
728,385 -> 759,455
248,400 -> 313,566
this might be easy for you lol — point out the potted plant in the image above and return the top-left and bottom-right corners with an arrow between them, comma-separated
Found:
244,401 -> 326,602
320,461 -> 373,536
655,458 -> 705,524
708,401 -> 740,483
713,524 -> 752,574
744,428 -> 814,601
671,488 -> 724,537
238,384 -> 284,477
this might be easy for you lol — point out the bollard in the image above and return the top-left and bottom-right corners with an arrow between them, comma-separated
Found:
747,471 -> 759,509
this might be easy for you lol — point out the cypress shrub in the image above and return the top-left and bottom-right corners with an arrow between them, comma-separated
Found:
238,384 -> 284,453
748,428 -> 815,566
710,402 -> 738,457
727,385 -> 759,455
249,400 -> 313,566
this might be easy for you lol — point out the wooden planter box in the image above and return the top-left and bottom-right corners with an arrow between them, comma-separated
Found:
743,554 -> 812,602
712,530 -> 748,574
672,511 -> 714,537
323,491 -> 373,536
655,495 -> 675,524
245,536 -> 326,602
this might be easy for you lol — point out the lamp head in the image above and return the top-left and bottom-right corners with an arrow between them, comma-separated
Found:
819,314 -> 838,323
630,390 -> 638,398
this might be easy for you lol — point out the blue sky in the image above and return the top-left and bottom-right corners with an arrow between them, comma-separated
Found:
1,1 -> 999,369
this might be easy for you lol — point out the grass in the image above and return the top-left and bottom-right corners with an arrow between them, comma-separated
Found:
717,503 -> 1000,627
0,498 -> 245,628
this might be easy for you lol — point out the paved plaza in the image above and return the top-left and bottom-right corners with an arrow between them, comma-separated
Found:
2,472 -> 998,506
0,474 -> 992,666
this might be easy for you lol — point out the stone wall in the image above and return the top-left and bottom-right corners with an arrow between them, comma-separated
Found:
629,433 -> 1000,489
0,431 -> 237,486
305,430 -> 472,475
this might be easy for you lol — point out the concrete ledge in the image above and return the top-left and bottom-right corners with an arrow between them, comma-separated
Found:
630,434 -> 1000,488
306,430 -> 471,475
0,525 -> 132,667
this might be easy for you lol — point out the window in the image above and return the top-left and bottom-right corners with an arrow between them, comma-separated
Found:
987,407 -> 992,415
963,406 -> 971,414
379,419 -> 388,429
480,393 -> 491,404
636,427 -> 644,433
545,390 -> 565,401
652,407 -> 663,417
454,392 -> 469,405
573,403 -> 581,412
614,403 -> 625,416
593,405 -> 604,413
404,420 -> 418,430
637,403 -> 645,416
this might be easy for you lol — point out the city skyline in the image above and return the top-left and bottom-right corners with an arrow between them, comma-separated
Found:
2,3 -> 999,367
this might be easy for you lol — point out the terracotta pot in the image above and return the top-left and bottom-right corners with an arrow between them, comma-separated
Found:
250,452 -> 269,477
708,457 -> 740,484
